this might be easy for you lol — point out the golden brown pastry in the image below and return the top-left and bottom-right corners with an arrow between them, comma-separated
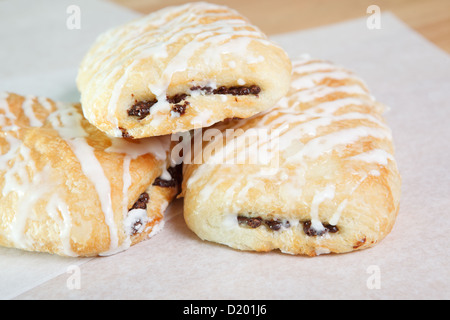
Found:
76,2 -> 291,138
0,92 -> 179,257
181,55 -> 401,256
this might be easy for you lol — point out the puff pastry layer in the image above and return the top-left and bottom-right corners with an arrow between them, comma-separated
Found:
0,93 -> 178,257
182,56 -> 401,256
77,2 -> 291,138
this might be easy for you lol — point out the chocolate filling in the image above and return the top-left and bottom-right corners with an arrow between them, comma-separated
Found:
190,85 -> 261,96
127,100 -> 157,120
119,127 -> 133,139
302,221 -> 339,237
130,192 -> 149,210
128,192 -> 150,235
237,216 -> 338,236
167,93 -> 188,104
171,101 -> 189,116
237,216 -> 263,228
152,164 -> 183,188
237,216 -> 290,231
127,85 -> 261,120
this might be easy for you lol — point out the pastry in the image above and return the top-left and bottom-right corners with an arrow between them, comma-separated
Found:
181,55 -> 401,256
76,2 -> 292,138
0,92 -> 179,257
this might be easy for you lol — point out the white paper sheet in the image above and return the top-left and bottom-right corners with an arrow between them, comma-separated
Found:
0,0 -> 449,300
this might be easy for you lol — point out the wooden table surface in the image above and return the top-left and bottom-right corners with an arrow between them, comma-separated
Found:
110,0 -> 450,53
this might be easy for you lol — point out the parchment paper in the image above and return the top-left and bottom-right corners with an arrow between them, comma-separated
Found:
0,0 -> 449,300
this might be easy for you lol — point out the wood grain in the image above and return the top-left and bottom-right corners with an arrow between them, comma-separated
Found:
109,0 -> 450,53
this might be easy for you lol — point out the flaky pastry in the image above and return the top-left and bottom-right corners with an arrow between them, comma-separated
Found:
77,2 -> 291,138
182,55 -> 401,256
0,93 -> 178,256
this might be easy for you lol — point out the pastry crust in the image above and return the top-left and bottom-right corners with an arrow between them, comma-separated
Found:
76,2 -> 291,138
0,92 -> 178,257
182,56 -> 401,256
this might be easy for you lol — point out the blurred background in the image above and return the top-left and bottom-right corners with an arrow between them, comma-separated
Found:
110,0 -> 450,53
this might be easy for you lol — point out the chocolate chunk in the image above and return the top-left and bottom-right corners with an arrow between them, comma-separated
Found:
191,85 -> 261,96
212,85 -> 258,96
325,224 -> 339,234
119,127 -> 133,139
213,86 -> 228,95
265,219 -> 282,231
302,221 -> 339,237
131,192 -> 149,210
128,100 -> 157,119
168,164 -> 183,185
239,87 -> 250,95
249,85 -> 261,95
238,216 -> 263,228
167,93 -> 188,104
152,177 -> 177,188
152,164 -> 182,188
190,86 -> 213,94
171,101 -> 189,116
229,87 -> 240,95
128,94 -> 189,121
237,216 -> 292,231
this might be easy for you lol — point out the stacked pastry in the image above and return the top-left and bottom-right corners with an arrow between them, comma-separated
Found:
0,2 -> 400,257
0,3 -> 290,256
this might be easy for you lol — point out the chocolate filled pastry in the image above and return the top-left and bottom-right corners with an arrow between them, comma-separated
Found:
0,93 -> 178,257
76,2 -> 292,138
181,55 -> 401,256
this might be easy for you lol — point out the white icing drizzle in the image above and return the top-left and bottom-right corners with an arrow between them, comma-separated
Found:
123,208 -> 148,236
4,148 -> 53,248
328,169 -> 381,226
21,96 -> 43,127
76,141 -> 119,248
46,193 -> 76,256
349,148 -> 394,165
106,135 -> 169,161
309,184 -> 336,233
0,136 -> 21,171
49,104 -> 119,253
107,60 -> 139,136
292,61 -> 340,74
291,70 -> 361,91
0,92 -> 18,131
37,96 -> 54,111
329,199 -> 348,226
0,94 -> 57,248
121,155 -> 132,231
287,126 -> 391,163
